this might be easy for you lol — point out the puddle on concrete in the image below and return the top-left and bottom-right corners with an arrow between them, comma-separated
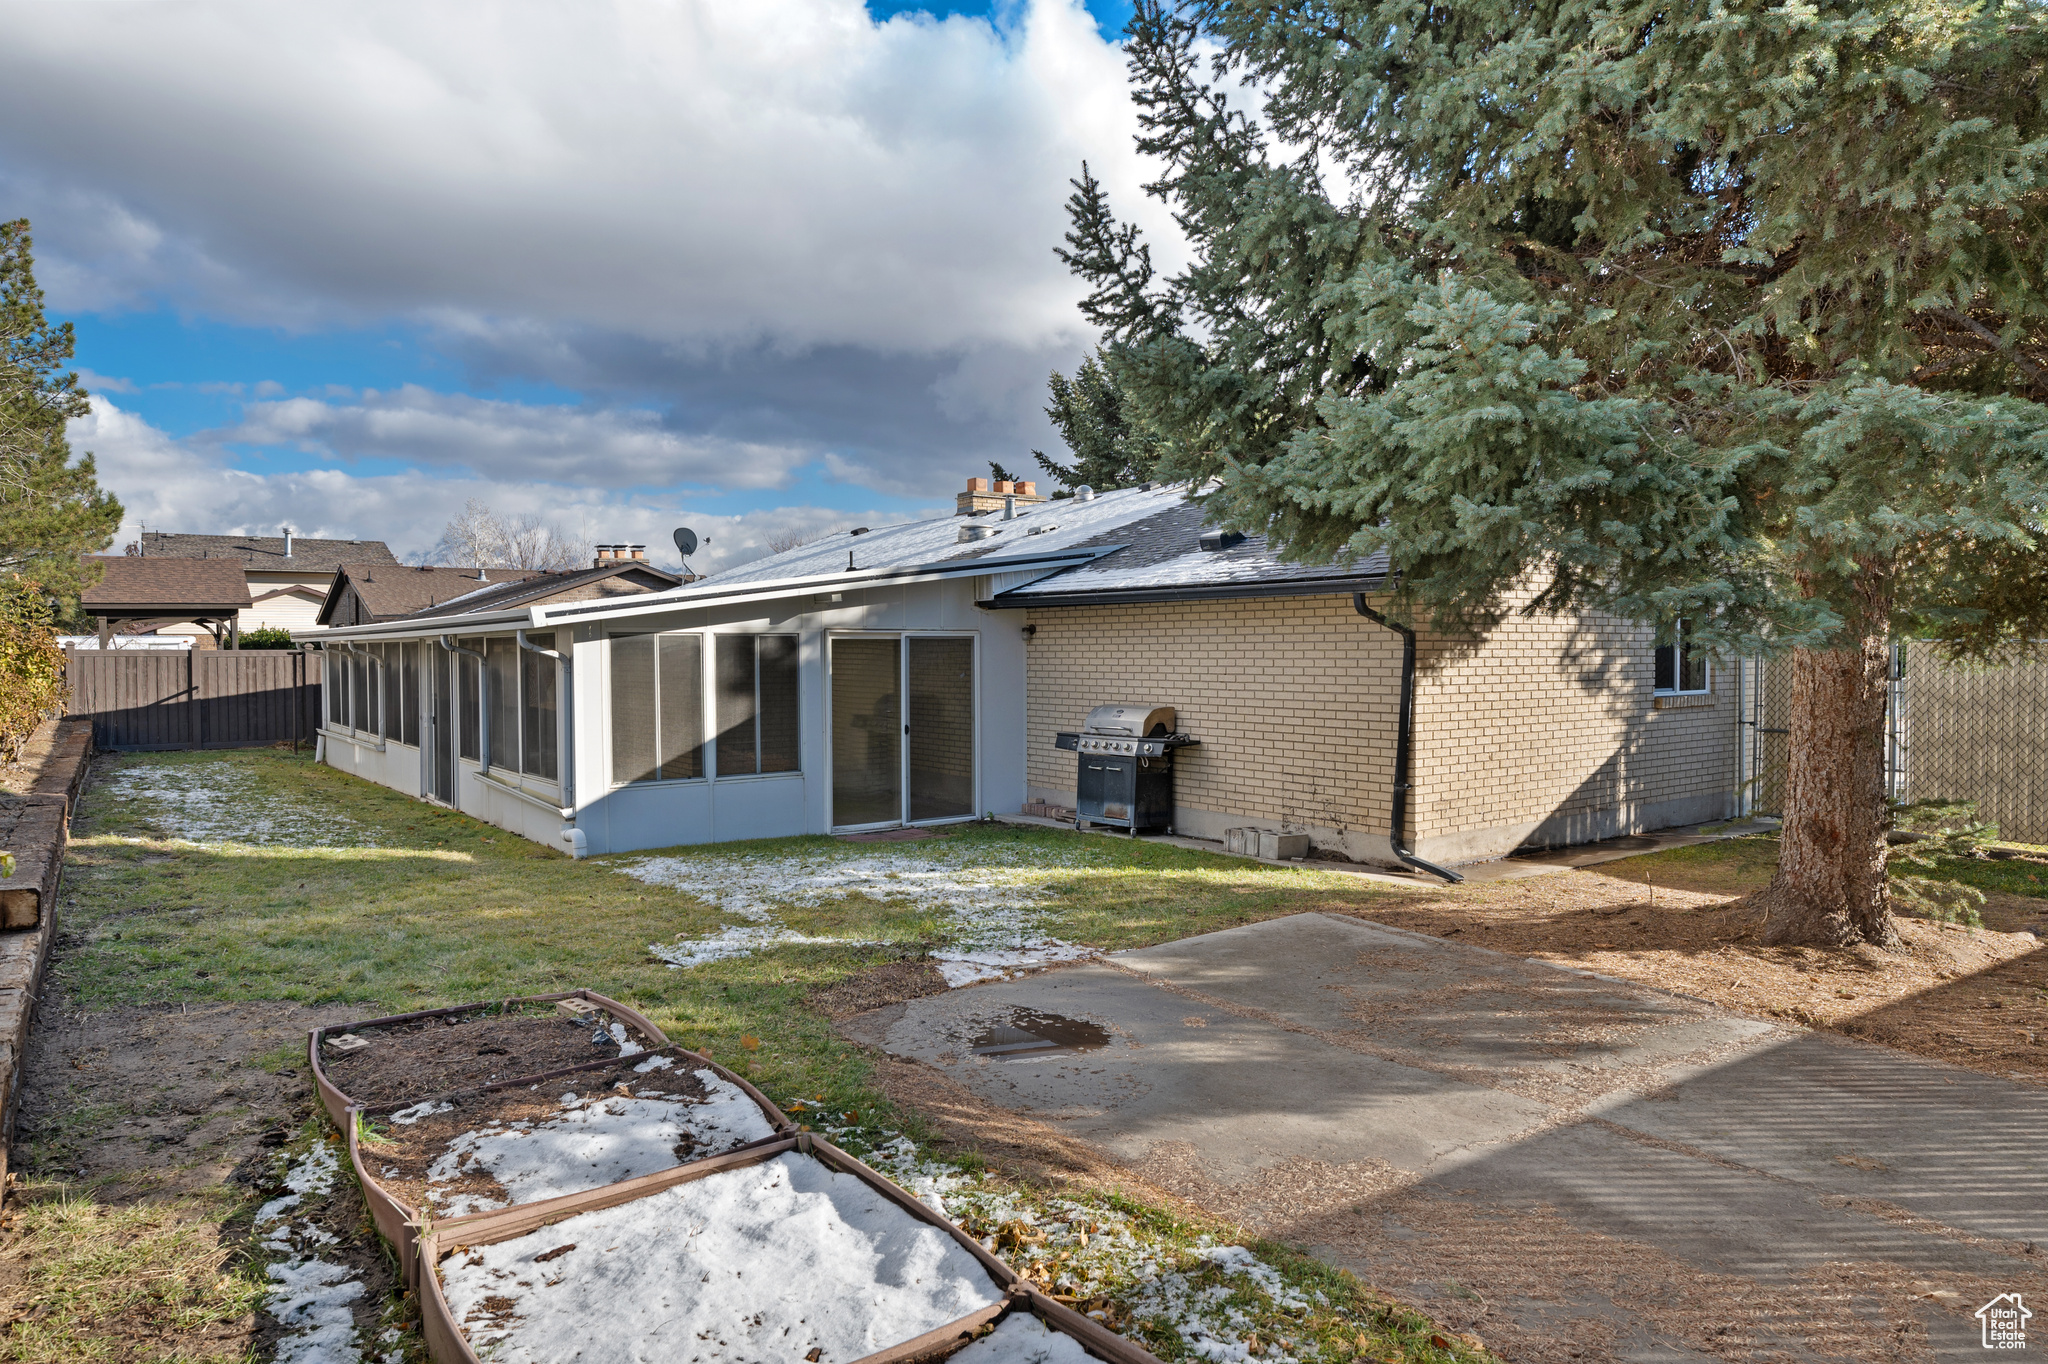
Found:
968,1009 -> 1109,1060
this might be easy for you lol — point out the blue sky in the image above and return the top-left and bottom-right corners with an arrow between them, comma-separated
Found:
4,0 -> 1167,570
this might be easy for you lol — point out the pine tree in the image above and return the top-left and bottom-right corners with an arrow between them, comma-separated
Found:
1062,0 -> 2048,947
1030,349 -> 1161,494
1,220 -> 121,615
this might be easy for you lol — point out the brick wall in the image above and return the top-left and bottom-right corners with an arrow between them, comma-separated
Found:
1024,596 -> 1406,858
1025,590 -> 1737,865
1409,592 -> 1736,860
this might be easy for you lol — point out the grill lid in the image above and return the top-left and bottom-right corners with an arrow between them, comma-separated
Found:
1082,703 -> 1175,738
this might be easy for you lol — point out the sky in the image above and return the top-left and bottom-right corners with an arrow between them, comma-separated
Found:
0,0 -> 1160,575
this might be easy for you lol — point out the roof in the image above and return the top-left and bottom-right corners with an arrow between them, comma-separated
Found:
315,565 -> 552,626
993,500 -> 1391,606
139,531 -> 398,573
403,561 -> 685,619
80,556 -> 254,615
702,482 -> 1194,587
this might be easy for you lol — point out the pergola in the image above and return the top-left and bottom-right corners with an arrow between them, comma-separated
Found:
79,556 -> 254,649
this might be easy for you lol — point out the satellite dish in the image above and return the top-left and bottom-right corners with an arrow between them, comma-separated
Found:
673,527 -> 698,558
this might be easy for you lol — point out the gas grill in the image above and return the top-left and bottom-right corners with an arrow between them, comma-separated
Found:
1054,703 -> 1199,834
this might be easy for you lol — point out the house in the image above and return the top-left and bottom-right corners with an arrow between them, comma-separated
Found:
314,549 -> 684,628
300,479 -> 1742,869
130,529 -> 400,638
78,556 -> 254,649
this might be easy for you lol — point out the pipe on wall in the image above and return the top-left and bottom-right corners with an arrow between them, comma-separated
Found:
517,628 -> 575,815
1352,594 -> 1464,884
439,635 -> 489,777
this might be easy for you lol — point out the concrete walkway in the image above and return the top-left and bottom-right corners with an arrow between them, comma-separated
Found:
844,913 -> 2047,1362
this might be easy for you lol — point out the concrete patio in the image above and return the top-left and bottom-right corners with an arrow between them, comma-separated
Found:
844,913 -> 2047,1362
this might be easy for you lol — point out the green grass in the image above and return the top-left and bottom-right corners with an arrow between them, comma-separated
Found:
38,748 -> 1481,1364
1595,830 -> 2048,906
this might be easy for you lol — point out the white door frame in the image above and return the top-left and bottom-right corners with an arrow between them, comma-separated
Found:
824,630 -> 980,832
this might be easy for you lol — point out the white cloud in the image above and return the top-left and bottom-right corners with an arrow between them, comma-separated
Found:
72,397 -> 917,571
1,0 -> 1178,354
224,386 -> 813,490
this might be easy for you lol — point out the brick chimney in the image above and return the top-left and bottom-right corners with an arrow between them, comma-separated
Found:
955,475 -> 1047,516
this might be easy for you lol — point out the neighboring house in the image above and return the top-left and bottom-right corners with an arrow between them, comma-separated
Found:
315,552 -> 684,628
78,557 -> 254,649
301,478 -> 1742,868
131,530 -> 401,638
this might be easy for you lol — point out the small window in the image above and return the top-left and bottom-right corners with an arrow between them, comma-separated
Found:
715,635 -> 800,777
1654,620 -> 1709,694
487,636 -> 519,770
399,642 -> 421,747
328,649 -> 347,726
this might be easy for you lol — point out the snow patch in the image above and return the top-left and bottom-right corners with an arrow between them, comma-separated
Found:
106,759 -> 379,848
258,1140 -> 368,1364
438,1151 -> 1005,1363
630,843 -> 1101,982
953,1312 -> 1098,1364
422,1069 -> 777,1216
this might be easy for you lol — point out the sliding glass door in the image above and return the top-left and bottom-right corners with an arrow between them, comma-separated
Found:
830,634 -> 974,829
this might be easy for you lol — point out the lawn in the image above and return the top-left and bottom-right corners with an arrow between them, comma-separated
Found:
6,748 -> 1479,1364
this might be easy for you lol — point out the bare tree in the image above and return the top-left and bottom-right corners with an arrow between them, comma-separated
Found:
433,499 -> 583,571
762,525 -> 845,555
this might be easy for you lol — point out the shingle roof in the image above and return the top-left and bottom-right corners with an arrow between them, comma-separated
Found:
994,499 -> 1391,604
80,556 -> 254,614
140,531 -> 398,573
318,565 -> 551,625
403,562 -> 685,619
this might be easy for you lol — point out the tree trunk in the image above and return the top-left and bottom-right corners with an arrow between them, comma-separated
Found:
1758,632 -> 1899,948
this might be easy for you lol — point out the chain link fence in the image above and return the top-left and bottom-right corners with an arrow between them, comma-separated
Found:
1741,644 -> 2048,845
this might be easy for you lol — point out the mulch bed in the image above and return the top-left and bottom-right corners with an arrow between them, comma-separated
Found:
358,1055 -> 726,1216
1335,863 -> 2048,1085
322,1003 -> 658,1105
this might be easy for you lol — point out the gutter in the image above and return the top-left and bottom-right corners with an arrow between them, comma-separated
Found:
1352,594 -> 1464,884
439,635 -> 490,777
994,571 -> 1391,610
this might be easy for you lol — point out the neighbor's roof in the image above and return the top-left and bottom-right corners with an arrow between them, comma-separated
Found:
139,530 -> 398,573
315,565 -> 551,625
80,556 -> 254,614
403,561 -> 686,619
993,499 -> 1391,606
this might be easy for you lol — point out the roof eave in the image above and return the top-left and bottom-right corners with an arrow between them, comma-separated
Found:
294,606 -> 540,642
530,547 -> 1123,626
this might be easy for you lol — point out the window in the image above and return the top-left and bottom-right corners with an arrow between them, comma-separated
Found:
381,643 -> 405,740
459,650 -> 480,760
1654,620 -> 1709,694
521,633 -> 558,780
487,637 -> 519,770
716,635 -> 799,776
328,650 -> 347,726
399,642 -> 420,747
610,633 -> 704,783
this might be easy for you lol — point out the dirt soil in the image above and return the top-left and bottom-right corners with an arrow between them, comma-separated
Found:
1332,854 -> 2048,1086
360,1055 -> 752,1217
807,960 -> 952,1021
320,1003 -> 660,1105
0,988 -> 400,1356
0,715 -> 64,799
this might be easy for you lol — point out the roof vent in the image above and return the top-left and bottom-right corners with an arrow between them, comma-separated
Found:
958,523 -> 999,543
849,527 -> 870,535
1199,529 -> 1246,552
1075,485 -> 1095,502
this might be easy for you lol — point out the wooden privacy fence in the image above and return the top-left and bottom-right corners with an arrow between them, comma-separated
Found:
64,649 -> 324,751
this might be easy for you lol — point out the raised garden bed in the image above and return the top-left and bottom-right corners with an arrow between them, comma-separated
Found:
416,1134 -> 1161,1364
309,991 -> 666,1126
349,1046 -> 791,1283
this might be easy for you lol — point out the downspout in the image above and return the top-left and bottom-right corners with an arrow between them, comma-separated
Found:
1353,594 -> 1464,884
439,635 -> 489,777
517,628 -> 583,856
